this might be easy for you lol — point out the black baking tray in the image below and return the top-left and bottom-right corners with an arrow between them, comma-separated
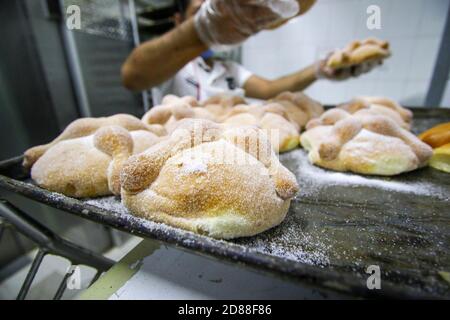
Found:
1,108 -> 449,299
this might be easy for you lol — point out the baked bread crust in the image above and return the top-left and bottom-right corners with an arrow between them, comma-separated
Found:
142,93 -> 323,153
202,94 -> 247,120
27,114 -> 162,198
121,119 -> 299,239
301,109 -> 432,176
338,96 -> 413,130
326,38 -> 391,70
24,114 -> 165,169
270,91 -> 324,129
142,95 -> 217,133
221,103 -> 300,153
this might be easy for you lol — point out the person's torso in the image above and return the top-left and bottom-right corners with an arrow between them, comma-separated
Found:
170,57 -> 246,101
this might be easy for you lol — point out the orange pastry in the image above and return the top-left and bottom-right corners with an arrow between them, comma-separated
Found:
419,122 -> 450,148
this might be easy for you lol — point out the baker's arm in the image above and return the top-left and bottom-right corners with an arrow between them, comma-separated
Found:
122,0 -> 312,92
243,64 -> 317,100
121,18 -> 206,91
244,50 -> 384,100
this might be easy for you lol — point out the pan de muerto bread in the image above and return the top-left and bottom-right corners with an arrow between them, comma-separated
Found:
142,95 -> 216,133
326,38 -> 391,70
121,118 -> 299,239
221,103 -> 300,152
24,114 -> 165,169
337,96 -> 413,130
270,91 -> 324,130
301,109 -> 432,176
26,115 -> 162,198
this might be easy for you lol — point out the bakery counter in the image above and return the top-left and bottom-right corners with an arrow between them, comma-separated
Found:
1,108 -> 449,299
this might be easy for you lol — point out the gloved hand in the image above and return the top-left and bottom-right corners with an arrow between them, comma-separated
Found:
194,0 -> 301,50
315,54 -> 383,81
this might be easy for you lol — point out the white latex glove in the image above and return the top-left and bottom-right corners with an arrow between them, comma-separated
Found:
194,0 -> 300,50
316,55 -> 383,81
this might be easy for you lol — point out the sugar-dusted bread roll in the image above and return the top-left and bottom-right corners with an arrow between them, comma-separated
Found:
24,114 -> 165,169
419,122 -> 450,173
143,93 -> 317,153
28,115 -> 162,198
202,94 -> 248,120
221,103 -> 300,153
338,96 -> 413,130
142,95 -> 216,133
121,119 -> 299,239
301,109 -> 432,176
326,38 -> 391,70
270,91 -> 324,130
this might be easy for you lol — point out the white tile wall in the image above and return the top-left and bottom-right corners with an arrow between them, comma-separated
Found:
418,0 -> 450,37
442,81 -> 450,108
402,80 -> 429,106
241,0 -> 450,106
408,37 -> 442,81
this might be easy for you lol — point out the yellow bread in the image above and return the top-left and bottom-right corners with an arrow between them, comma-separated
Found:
429,143 -> 450,173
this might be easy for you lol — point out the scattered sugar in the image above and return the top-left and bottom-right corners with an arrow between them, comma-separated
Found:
181,161 -> 208,175
85,196 -> 129,215
44,190 -> 73,203
246,238 -> 329,266
281,149 -> 449,199
83,196 -> 228,242
82,195 -> 328,266
236,213 -> 330,266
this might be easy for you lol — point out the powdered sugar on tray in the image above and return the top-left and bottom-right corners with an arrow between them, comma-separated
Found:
85,196 -> 129,215
83,196 -> 229,243
84,196 -> 174,234
242,234 -> 330,266
82,196 -> 328,266
236,213 -> 330,266
280,149 -> 449,199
